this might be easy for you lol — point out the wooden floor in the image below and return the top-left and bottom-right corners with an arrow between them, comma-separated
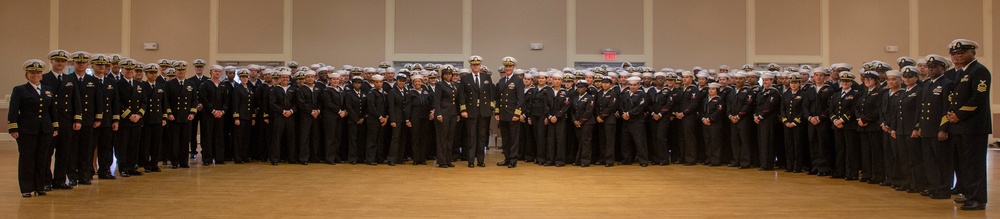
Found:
0,142 -> 997,218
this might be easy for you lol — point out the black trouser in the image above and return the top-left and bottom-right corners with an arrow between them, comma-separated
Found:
365,119 -> 384,163
681,115 -> 701,164
498,120 -> 520,164
322,116 -> 343,163
201,116 -> 225,163
169,122 -> 192,167
521,121 -> 534,161
953,134 -> 988,203
94,126 -> 113,177
575,124 -> 594,165
116,125 -> 141,173
652,118 -> 671,164
886,134 -> 902,185
756,116 -> 776,168
668,118 -> 682,163
783,125 -> 805,171
250,117 -> 266,160
704,121 -> 723,165
51,123 -> 77,186
388,123 -> 407,163
808,120 -> 833,173
546,118 -> 567,165
621,121 -> 649,165
18,133 -> 52,193
435,116 -> 456,165
921,137 -> 953,196
532,116 -> 548,164
66,124 -> 97,181
897,136 -> 921,190
140,123 -> 163,170
224,116 -> 234,161
298,116 -> 319,163
268,116 -> 295,163
189,112 -> 201,155
46,121 -> 72,188
233,119 -> 251,162
410,118 -> 430,163
466,117 -> 490,164
599,123 -> 616,164
834,128 -> 860,178
731,118 -> 751,167
859,130 -> 884,182
347,121 -> 363,163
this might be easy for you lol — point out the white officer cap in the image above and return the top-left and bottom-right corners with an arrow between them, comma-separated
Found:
718,73 -> 730,79
607,72 -> 618,77
696,72 -> 709,78
708,82 -> 721,89
626,76 -> 642,84
513,69 -> 525,75
948,39 -> 979,53
733,71 -> 747,78
653,72 -> 666,78
23,59 -> 45,71
681,71 -> 695,77
371,74 -> 384,81
641,72 -> 653,78
886,70 -> 902,78
210,65 -> 223,71
760,72 -> 775,79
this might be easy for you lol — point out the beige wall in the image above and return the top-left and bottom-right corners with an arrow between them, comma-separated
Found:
577,0 -> 644,55
755,0 -> 821,56
472,0 -> 567,69
394,0 -> 463,54
130,0 -> 211,63
829,0 -> 910,69
59,0 -> 122,55
0,0 -> 50,101
653,0 -> 747,68
2,0 -> 999,114
291,0 -> 385,66
218,0 -> 284,54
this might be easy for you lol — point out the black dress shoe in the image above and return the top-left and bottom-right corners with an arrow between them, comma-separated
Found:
955,197 -> 968,204
129,170 -> 144,176
919,190 -> 931,196
78,179 -> 92,185
301,162 -> 308,166
438,164 -> 449,168
349,161 -> 357,165
595,161 -> 605,165
53,184 -> 73,190
878,181 -> 892,186
544,162 -> 554,166
22,193 -> 31,198
581,164 -> 590,167
508,163 -> 516,168
555,164 -> 565,167
930,194 -> 950,199
683,163 -> 694,166
171,165 -> 179,169
906,189 -> 919,193
727,163 -> 738,167
34,191 -> 46,196
216,161 -> 226,165
640,163 -> 649,167
180,165 -> 190,168
446,163 -> 455,167
43,186 -> 52,191
326,161 -> 337,165
98,174 -> 116,180
477,163 -> 486,167
961,200 -> 986,210
387,162 -> 396,166
817,172 -> 830,176
367,162 -> 377,166
67,181 -> 77,186
844,177 -> 859,181
605,163 -> 613,167
496,161 -> 508,166
120,172 -> 130,177
468,163 -> 475,168
235,161 -> 244,164
271,162 -> 278,166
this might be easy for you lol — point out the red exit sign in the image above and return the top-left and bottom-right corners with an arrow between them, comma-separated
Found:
603,51 -> 617,61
